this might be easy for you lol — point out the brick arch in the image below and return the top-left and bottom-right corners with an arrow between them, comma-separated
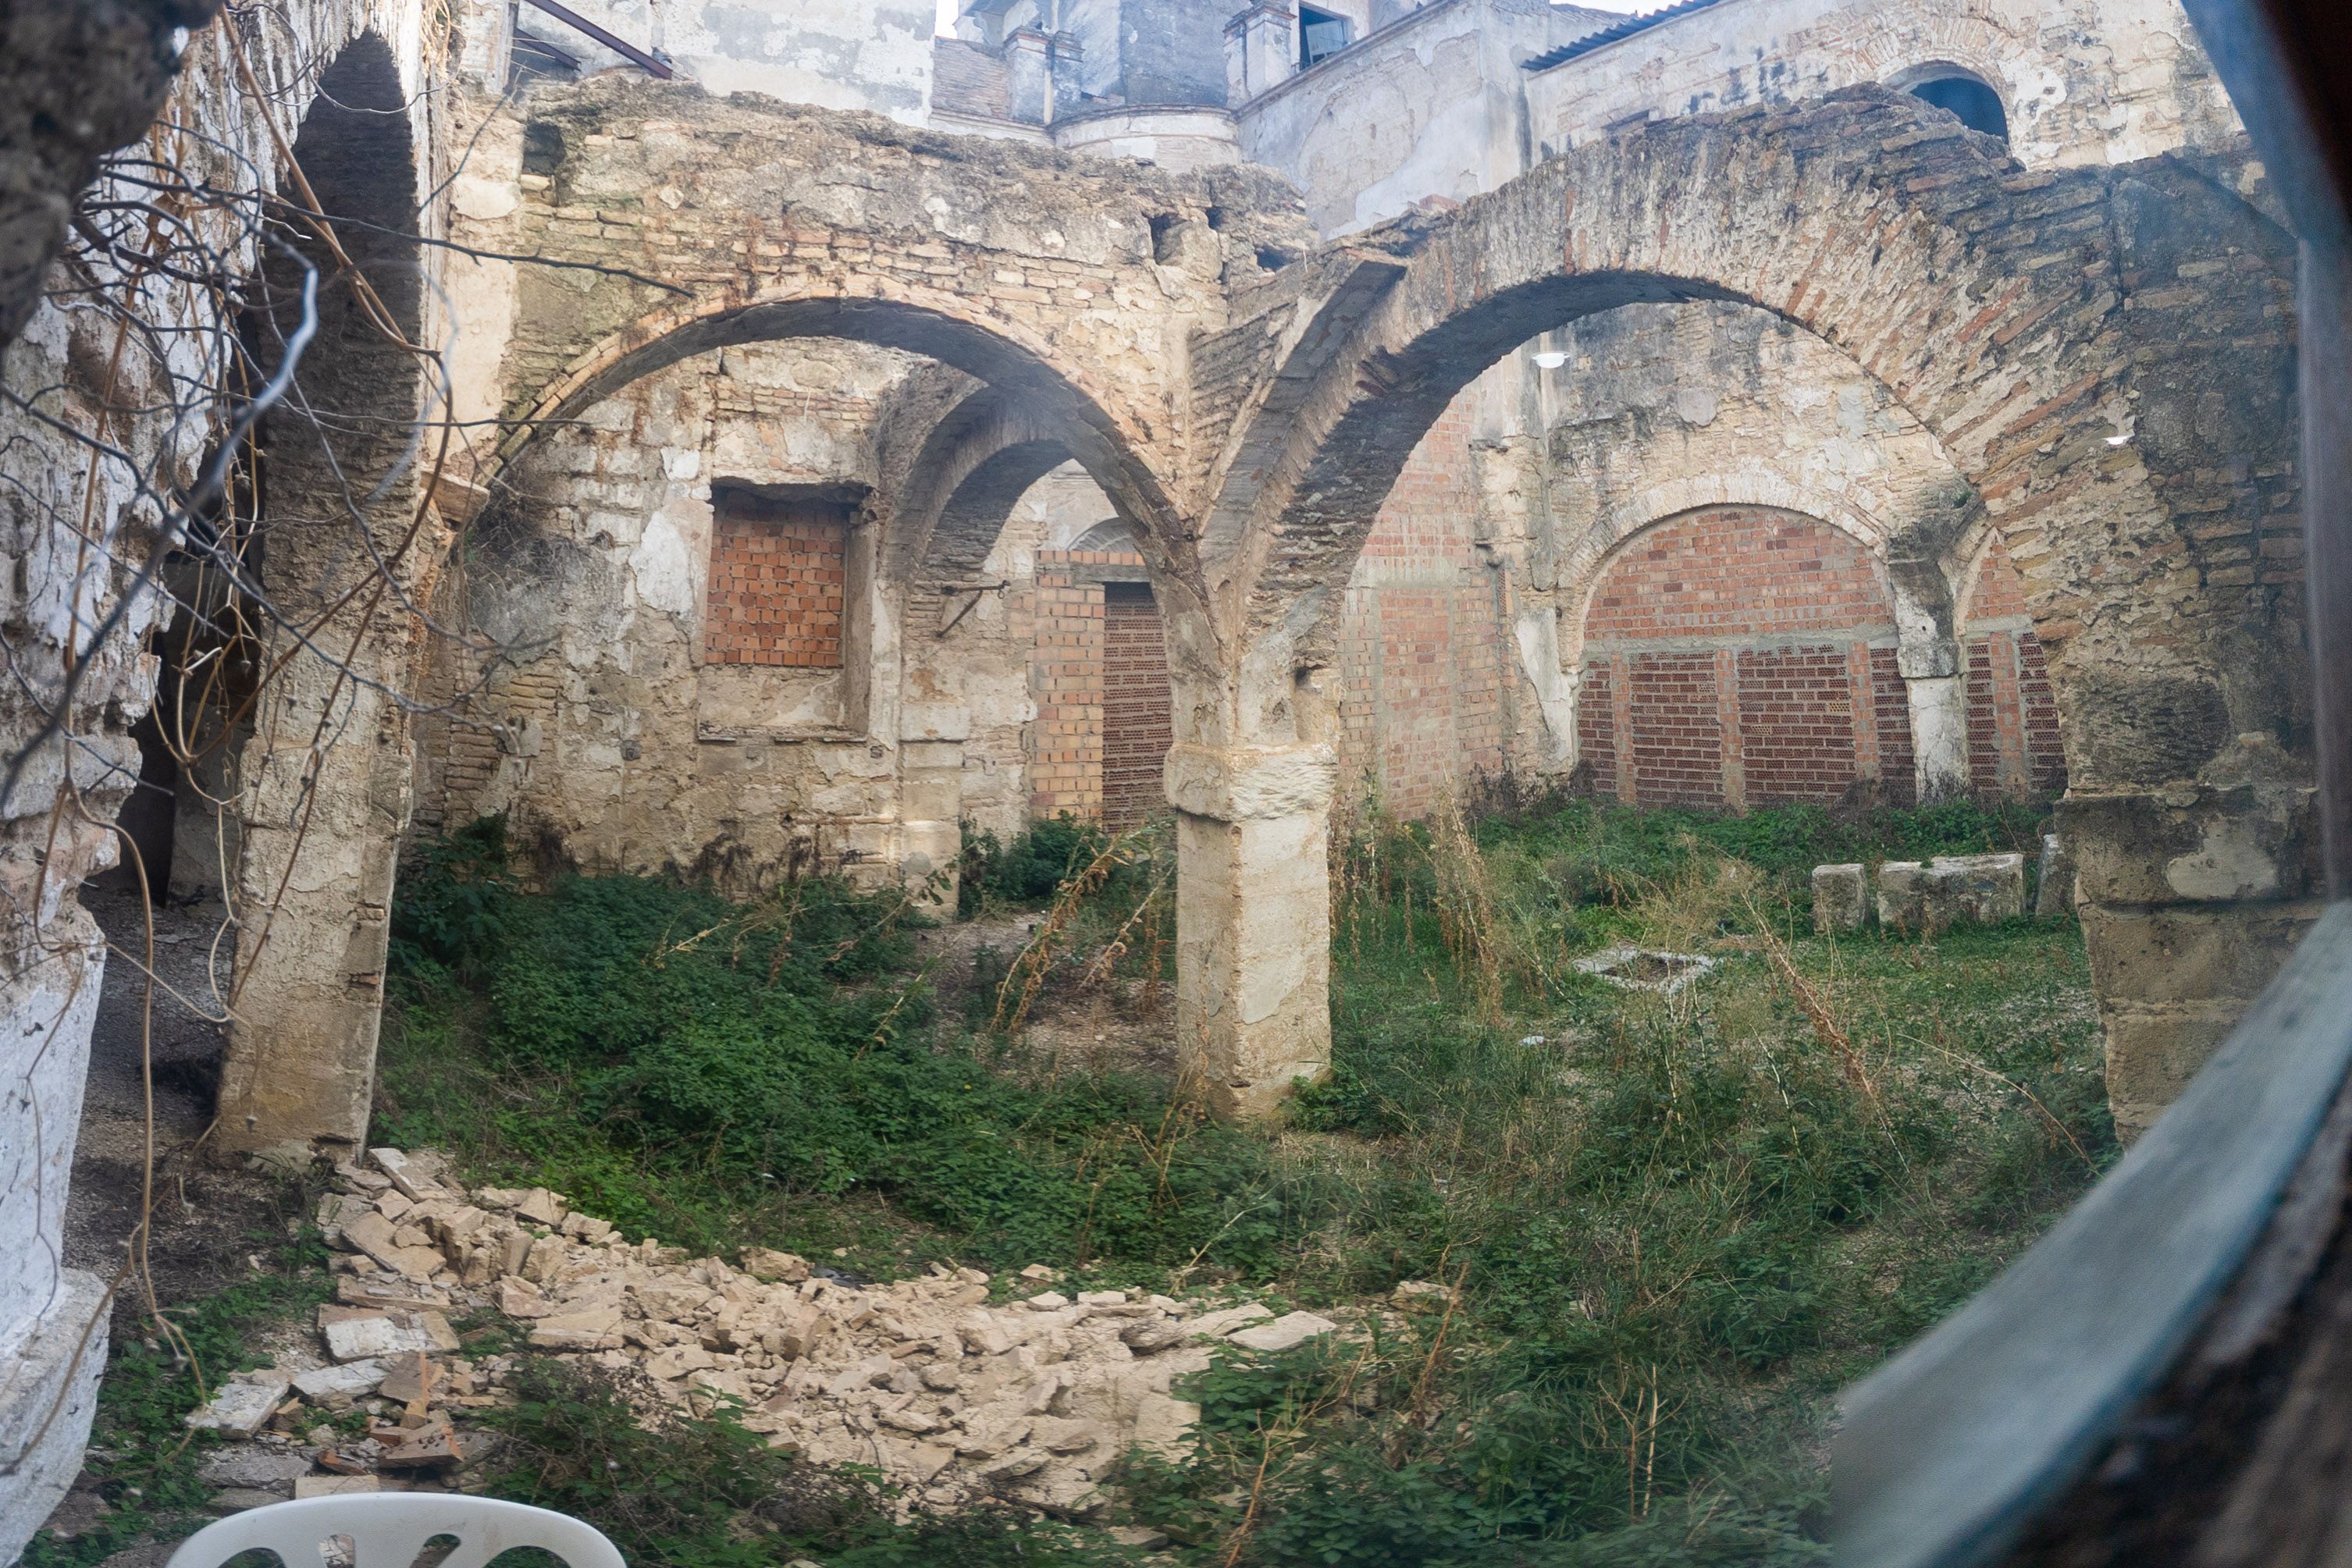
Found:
1560,477 -> 1897,673
1573,506 -> 1913,809
1214,86 -> 2256,792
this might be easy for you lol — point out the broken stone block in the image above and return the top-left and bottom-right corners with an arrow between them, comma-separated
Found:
1119,1319 -> 1187,1355
2037,834 -> 2077,916
522,1235 -> 568,1284
1811,863 -> 1869,933
321,1311 -> 438,1364
291,1360 -> 387,1400
527,1308 -> 624,1350
1226,1312 -> 1338,1354
1875,861 -> 1934,933
295,1477 -> 381,1499
186,1374 -> 291,1437
196,1446 -> 314,1492
1878,854 -> 2028,933
368,1148 -> 443,1202
740,1247 -> 811,1283
1391,1280 -> 1457,1314
1186,1303 -> 1272,1339
514,1188 -> 565,1226
1935,852 -> 2028,924
207,1488 -> 291,1514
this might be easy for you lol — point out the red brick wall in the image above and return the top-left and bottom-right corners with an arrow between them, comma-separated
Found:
704,495 -> 848,667
1028,552 -> 1112,820
1737,644 -> 1859,805
1577,506 -> 1910,808
1101,582 -> 1172,827
1628,651 -> 1724,805
1336,400 -> 1511,814
1960,539 -> 2066,796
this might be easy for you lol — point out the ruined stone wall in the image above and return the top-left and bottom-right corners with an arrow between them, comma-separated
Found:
1525,0 -> 2241,171
0,0 -> 450,1548
425,339 -> 923,892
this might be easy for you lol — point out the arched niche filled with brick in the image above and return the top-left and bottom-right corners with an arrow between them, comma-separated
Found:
1574,507 -> 1914,809
1959,535 -> 2067,797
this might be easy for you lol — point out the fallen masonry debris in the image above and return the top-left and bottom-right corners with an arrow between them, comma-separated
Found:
182,1148 -> 1347,1522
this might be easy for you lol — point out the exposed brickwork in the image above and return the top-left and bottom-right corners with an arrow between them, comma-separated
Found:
1961,538 -> 2067,797
1027,552 -> 1126,819
1101,584 -> 1172,827
1336,403 -> 1509,813
1628,652 -> 1724,807
1738,645 -> 1860,805
1871,648 -> 1919,806
703,497 -> 849,668
1578,507 -> 1909,808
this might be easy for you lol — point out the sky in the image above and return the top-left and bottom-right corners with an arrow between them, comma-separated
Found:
930,0 -> 1652,35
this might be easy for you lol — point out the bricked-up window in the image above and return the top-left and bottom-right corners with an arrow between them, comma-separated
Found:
703,493 -> 849,668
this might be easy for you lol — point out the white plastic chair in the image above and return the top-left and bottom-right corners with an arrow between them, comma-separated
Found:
163,1493 -> 627,1568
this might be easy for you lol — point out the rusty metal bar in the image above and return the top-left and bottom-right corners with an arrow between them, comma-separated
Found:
518,0 -> 673,80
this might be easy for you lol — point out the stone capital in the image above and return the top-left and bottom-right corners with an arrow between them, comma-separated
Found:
1164,743 -> 1335,822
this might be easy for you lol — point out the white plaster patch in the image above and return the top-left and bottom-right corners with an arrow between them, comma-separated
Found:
629,514 -> 699,617
2165,822 -> 2280,901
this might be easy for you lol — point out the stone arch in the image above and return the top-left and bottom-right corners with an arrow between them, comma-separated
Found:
507,285 -> 1183,549
216,28 -> 433,1157
1180,87 -> 2301,1125
1222,89 -> 2239,783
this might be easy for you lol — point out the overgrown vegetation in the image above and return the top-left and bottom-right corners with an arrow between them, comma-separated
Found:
374,791 -> 2105,1566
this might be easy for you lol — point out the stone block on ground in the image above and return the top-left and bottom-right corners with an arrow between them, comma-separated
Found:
295,1477 -> 382,1499
1877,854 -> 2027,933
185,1374 -> 290,1438
1226,1312 -> 1338,1353
195,1448 -> 314,1492
2037,834 -> 2077,916
1812,864 -> 1868,933
292,1360 -> 387,1400
1934,852 -> 2027,924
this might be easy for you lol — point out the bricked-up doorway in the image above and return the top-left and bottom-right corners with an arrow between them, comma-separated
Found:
1101,582 -> 1172,829
1575,507 -> 1916,809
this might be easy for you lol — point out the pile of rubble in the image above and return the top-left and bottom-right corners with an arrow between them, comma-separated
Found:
184,1148 -> 1372,1524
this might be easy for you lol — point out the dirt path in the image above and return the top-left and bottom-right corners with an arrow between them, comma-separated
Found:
64,887 -> 291,1329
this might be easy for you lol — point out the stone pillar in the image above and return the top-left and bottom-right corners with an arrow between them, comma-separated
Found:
2061,762 -> 2324,1140
1224,3 -> 1297,105
1905,674 -> 1969,800
898,738 -> 966,912
1005,28 -> 1055,124
217,626 -> 416,1159
1165,741 -> 1333,1121
0,917 -> 109,1559
1048,33 -> 1087,117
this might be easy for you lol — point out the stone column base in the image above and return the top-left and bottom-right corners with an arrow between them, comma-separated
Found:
0,1268 -> 110,1564
1167,743 -> 1335,1121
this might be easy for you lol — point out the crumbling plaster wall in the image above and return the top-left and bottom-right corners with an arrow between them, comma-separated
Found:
1525,0 -> 2240,172
431,338 -> 923,894
0,0 -> 448,1549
